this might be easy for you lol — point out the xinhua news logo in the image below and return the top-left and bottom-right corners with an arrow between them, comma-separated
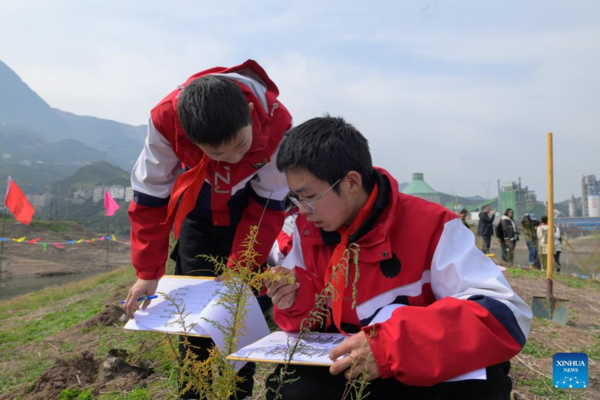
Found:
553,353 -> 588,389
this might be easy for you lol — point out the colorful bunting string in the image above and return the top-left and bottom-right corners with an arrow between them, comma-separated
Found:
0,235 -> 129,252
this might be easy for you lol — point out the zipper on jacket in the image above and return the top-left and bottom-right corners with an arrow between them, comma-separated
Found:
270,102 -> 278,116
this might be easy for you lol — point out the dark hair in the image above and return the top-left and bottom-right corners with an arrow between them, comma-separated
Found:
460,209 -> 468,215
177,75 -> 251,147
541,215 -> 548,223
483,204 -> 490,210
504,208 -> 513,217
276,116 -> 374,193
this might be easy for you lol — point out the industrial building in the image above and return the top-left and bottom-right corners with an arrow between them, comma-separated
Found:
498,180 -> 546,219
581,174 -> 600,217
401,173 -> 441,204
556,174 -> 600,231
400,173 -> 547,220
460,179 -> 545,220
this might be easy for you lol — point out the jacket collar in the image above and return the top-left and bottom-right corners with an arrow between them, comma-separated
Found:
320,168 -> 392,246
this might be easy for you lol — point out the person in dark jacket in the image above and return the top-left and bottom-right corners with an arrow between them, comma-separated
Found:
521,213 -> 540,269
500,208 -> 518,264
477,205 -> 496,254
495,221 -> 508,262
460,209 -> 471,229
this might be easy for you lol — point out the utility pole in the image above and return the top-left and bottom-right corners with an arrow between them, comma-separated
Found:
497,179 -> 501,214
482,181 -> 492,200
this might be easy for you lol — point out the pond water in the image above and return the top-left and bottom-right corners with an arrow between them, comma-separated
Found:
509,249 -> 592,277
0,271 -> 102,300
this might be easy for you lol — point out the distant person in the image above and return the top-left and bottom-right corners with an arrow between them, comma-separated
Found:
536,216 -> 562,272
477,205 -> 496,254
554,224 -> 563,272
495,217 -> 507,262
521,213 -> 540,269
500,208 -> 518,264
459,208 -> 470,229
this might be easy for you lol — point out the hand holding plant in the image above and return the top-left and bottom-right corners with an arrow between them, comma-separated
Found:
329,331 -> 380,382
264,266 -> 299,309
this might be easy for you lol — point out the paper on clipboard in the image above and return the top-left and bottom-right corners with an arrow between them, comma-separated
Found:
124,276 -> 219,336
228,331 -> 347,366
124,276 -> 270,368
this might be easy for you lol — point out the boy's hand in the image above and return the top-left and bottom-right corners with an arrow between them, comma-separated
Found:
264,266 -> 299,310
329,332 -> 380,381
124,278 -> 158,319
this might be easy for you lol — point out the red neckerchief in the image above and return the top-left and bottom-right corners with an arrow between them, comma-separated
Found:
324,184 -> 379,335
163,155 -> 211,238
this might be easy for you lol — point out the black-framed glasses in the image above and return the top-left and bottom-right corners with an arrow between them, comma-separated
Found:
288,178 -> 341,214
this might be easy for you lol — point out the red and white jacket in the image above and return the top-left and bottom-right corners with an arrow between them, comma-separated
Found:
129,60 -> 292,280
276,168 -> 532,386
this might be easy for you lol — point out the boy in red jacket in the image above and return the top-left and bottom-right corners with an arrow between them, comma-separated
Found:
265,116 -> 532,399
124,60 -> 292,399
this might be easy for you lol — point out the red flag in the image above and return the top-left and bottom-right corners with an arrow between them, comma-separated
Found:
4,177 -> 35,225
104,190 -> 120,216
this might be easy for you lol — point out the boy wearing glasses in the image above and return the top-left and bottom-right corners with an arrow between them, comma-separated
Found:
265,116 -> 532,399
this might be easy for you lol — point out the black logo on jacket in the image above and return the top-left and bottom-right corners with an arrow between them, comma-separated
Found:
380,253 -> 402,278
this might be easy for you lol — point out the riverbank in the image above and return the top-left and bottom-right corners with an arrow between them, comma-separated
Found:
0,220 -> 130,299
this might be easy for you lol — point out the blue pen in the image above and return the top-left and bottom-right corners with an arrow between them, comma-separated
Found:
120,294 -> 159,304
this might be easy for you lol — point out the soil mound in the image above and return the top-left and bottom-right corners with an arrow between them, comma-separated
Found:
23,351 -> 99,400
18,349 -> 154,399
96,349 -> 153,392
83,304 -> 126,328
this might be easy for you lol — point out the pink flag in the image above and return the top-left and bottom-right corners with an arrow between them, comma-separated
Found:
104,190 -> 120,216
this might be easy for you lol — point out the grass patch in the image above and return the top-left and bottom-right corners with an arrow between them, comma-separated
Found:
0,267 -> 134,320
0,360 -> 53,396
97,388 -> 152,399
521,339 -> 554,359
556,273 -> 587,289
0,302 -> 103,350
0,268 -> 136,395
506,267 -> 542,280
580,334 -> 600,360
524,377 -> 578,399
59,387 -> 95,399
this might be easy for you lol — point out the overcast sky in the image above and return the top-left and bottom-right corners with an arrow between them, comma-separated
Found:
1,0 -> 598,202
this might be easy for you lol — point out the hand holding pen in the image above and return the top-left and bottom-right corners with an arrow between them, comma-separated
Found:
122,278 -> 159,319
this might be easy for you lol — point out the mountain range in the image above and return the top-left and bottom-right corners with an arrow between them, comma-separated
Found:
0,60 -> 146,172
0,60 -> 147,195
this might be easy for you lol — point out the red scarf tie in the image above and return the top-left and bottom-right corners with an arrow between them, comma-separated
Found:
324,184 -> 379,335
163,156 -> 211,238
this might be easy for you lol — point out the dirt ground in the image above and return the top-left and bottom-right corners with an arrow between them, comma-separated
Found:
1,268 -> 596,399
0,221 -> 130,279
506,268 -> 599,399
0,284 -> 165,400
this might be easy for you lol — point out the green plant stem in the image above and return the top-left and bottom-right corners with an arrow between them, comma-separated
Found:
274,246 -> 360,400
